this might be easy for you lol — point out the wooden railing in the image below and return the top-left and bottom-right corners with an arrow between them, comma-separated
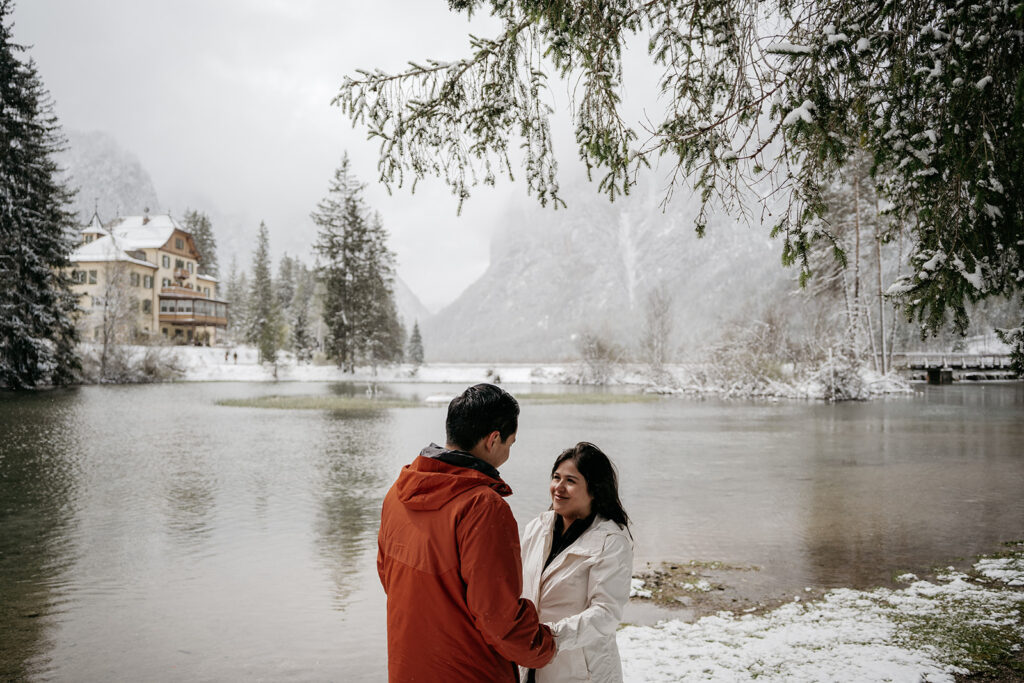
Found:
159,312 -> 228,327
888,352 -> 1013,370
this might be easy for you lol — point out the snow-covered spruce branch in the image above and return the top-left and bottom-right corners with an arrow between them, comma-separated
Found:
336,0 -> 1024,339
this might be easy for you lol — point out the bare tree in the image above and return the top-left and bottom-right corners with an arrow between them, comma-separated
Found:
640,284 -> 674,379
79,259 -> 138,381
575,330 -> 625,385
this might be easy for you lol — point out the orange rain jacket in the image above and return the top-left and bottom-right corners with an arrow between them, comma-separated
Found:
378,445 -> 556,682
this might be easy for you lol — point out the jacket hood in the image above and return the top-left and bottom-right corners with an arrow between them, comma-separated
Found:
394,445 -> 512,511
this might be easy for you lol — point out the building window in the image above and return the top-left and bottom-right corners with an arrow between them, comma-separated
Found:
204,287 -> 210,296
130,272 -> 140,287
175,238 -> 184,250
175,258 -> 185,271
142,299 -> 152,314
89,270 -> 97,284
162,255 -> 170,268
186,262 -> 193,273
160,299 -> 172,313
71,270 -> 86,284
143,275 -> 153,288
161,278 -> 171,287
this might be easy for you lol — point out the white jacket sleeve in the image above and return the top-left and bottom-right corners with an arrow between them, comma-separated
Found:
548,532 -> 633,651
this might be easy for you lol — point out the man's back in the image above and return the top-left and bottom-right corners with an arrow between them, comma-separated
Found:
378,447 -> 555,682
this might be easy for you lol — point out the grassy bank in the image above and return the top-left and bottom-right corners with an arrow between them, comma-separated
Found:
216,395 -> 418,412
217,391 -> 661,411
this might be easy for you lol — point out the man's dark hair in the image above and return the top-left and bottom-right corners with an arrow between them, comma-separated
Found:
446,383 -> 519,451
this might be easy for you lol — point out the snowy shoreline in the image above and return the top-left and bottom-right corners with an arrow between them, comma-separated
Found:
620,548 -> 1024,681
107,345 -> 930,401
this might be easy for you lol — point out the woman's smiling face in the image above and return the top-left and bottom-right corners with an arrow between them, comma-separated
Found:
550,459 -> 594,523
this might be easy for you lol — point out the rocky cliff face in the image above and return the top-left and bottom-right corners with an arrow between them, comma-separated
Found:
57,130 -> 161,224
393,276 -> 432,333
421,182 -> 788,362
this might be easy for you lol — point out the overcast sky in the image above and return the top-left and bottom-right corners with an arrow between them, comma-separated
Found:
13,0 -> 539,311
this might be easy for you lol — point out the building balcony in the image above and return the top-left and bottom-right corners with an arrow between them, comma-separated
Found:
161,284 -> 199,296
159,290 -> 229,328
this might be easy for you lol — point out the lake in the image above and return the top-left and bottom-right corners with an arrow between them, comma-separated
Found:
2,381 -> 1022,681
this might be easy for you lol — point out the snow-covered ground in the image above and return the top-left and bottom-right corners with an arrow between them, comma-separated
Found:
620,552 -> 1024,682
137,345 -> 917,401
165,345 -> 576,384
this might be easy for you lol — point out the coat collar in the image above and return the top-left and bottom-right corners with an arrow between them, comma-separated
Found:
537,510 -> 626,582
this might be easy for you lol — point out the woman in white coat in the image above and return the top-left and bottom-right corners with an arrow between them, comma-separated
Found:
520,442 -> 633,683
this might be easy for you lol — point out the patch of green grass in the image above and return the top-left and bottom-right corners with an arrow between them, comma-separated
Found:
217,395 -> 418,412
683,559 -> 759,572
516,392 -> 662,405
895,603 -> 1024,678
890,545 -> 1024,679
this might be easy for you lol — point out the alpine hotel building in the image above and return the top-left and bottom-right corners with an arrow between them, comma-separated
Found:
68,213 -> 228,344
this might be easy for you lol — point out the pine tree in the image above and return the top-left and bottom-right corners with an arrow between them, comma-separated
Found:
313,154 -> 404,371
290,270 -> 316,364
360,212 -> 405,369
246,222 -> 281,365
275,253 -> 297,314
407,320 -> 424,367
0,1 -> 80,389
183,209 -> 218,278
222,257 -> 249,343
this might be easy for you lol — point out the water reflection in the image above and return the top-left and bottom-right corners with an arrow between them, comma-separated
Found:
326,381 -> 399,399
313,411 -> 392,610
163,467 -> 217,547
0,391 -> 81,680
801,388 -> 1024,587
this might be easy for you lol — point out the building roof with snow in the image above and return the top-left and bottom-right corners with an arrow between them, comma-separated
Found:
71,212 -> 200,268
70,233 -> 158,269
81,212 -> 109,237
102,213 -> 192,251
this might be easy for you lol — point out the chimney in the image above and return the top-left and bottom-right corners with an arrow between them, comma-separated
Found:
142,207 -> 150,225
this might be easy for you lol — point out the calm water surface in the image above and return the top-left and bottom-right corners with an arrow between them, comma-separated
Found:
1,382 -> 1022,681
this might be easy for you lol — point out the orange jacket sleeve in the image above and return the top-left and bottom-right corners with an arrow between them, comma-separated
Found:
456,493 -> 557,669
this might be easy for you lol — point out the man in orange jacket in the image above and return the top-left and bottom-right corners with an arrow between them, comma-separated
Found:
378,383 -> 556,681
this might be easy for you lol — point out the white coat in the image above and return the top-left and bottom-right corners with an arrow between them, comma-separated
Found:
519,510 -> 633,683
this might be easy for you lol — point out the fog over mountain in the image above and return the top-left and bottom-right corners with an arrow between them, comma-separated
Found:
393,276 -> 433,333
421,180 -> 791,362
56,130 -> 161,223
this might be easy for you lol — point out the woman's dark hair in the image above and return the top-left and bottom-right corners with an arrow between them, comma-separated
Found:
552,442 -> 630,528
